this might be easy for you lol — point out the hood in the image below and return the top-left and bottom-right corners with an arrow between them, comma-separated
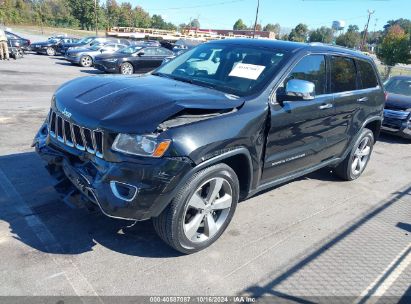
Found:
385,93 -> 411,110
54,75 -> 244,133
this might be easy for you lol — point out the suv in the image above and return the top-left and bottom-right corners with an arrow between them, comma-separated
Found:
33,39 -> 385,254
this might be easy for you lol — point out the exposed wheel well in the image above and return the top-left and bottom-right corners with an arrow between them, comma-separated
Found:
220,154 -> 251,200
364,120 -> 382,141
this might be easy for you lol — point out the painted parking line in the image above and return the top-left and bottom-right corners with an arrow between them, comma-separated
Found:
355,243 -> 411,304
0,167 -> 102,300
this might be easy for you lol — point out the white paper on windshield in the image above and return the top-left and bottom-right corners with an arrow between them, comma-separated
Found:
229,63 -> 265,80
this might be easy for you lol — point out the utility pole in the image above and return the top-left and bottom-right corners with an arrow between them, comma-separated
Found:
94,0 -> 98,36
252,0 -> 260,39
360,9 -> 374,50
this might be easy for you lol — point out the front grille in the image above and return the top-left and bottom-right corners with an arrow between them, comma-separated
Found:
383,109 -> 410,120
48,109 -> 104,158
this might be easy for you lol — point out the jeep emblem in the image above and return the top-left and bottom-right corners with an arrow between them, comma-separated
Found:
62,108 -> 72,118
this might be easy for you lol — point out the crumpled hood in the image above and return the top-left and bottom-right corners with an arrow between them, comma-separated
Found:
386,93 -> 411,110
54,75 -> 244,133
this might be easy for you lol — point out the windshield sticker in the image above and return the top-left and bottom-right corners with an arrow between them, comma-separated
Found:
229,63 -> 265,80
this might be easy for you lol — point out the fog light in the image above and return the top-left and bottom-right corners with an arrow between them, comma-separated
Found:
110,181 -> 138,202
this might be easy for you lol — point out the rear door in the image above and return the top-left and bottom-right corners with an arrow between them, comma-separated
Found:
329,55 -> 369,156
262,54 -> 338,182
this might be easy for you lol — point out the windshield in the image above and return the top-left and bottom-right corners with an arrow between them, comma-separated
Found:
154,43 -> 289,97
119,45 -> 143,54
78,37 -> 93,44
48,38 -> 60,44
385,78 -> 411,96
89,44 -> 103,51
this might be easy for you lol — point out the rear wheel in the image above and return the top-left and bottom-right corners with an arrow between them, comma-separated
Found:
120,62 -> 134,75
334,128 -> 374,181
80,55 -> 93,67
153,163 -> 239,254
46,47 -> 56,56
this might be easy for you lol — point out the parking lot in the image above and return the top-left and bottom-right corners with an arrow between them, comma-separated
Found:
0,33 -> 410,302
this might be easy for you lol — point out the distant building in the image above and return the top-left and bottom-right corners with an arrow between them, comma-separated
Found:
186,28 -> 276,39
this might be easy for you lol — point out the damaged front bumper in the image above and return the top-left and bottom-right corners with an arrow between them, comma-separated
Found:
33,125 -> 194,221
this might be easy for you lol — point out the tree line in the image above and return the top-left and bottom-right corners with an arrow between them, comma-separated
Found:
0,0 -> 178,30
233,18 -> 411,68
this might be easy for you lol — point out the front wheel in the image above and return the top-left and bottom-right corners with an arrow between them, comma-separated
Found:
334,128 -> 374,181
120,62 -> 134,75
46,47 -> 56,56
153,163 -> 239,254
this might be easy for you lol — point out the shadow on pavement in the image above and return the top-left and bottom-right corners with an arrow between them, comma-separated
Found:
80,69 -> 104,74
243,183 -> 411,303
378,133 -> 411,145
0,152 -> 180,258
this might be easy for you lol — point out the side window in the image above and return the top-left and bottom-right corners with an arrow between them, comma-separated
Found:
330,56 -> 357,93
143,48 -> 157,56
286,55 -> 326,95
357,60 -> 378,89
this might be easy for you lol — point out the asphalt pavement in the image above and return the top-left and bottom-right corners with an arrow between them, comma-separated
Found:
0,32 -> 410,303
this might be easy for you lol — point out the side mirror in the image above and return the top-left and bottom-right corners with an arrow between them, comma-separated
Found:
285,79 -> 315,101
137,51 -> 145,57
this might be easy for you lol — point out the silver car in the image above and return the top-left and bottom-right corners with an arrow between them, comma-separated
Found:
65,43 -> 127,67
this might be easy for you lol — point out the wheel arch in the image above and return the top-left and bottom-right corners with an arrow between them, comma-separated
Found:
191,147 -> 253,200
150,147 -> 254,218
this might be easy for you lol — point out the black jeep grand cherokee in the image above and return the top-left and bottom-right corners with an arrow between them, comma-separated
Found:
34,39 -> 385,254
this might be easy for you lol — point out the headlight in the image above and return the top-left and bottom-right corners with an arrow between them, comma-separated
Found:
104,58 -> 118,62
112,134 -> 171,157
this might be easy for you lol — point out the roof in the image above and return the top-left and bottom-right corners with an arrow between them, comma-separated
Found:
208,39 -> 370,60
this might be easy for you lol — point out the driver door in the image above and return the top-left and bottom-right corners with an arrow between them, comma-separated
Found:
261,54 -> 338,182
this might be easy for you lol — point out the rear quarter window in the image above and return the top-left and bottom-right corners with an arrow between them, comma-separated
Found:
357,60 -> 379,89
330,56 -> 357,93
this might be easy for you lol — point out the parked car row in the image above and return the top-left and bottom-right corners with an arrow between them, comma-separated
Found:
12,30 -> 411,142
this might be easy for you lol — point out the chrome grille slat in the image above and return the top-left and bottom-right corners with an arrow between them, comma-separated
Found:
47,109 -> 104,158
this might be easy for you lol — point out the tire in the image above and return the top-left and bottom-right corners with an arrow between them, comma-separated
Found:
46,47 -> 56,56
120,62 -> 134,75
334,128 -> 374,181
153,163 -> 239,254
80,55 -> 93,67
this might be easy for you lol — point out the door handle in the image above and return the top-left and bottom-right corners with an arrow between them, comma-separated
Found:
318,103 -> 333,110
357,97 -> 369,102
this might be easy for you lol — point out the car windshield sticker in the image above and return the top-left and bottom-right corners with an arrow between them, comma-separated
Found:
229,63 -> 265,80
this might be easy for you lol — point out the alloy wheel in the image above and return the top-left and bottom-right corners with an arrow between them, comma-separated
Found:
351,136 -> 371,175
183,177 -> 233,243
46,47 -> 55,56
121,62 -> 134,75
81,56 -> 92,67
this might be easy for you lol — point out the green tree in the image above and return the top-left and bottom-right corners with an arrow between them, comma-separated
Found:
377,25 -> 411,75
336,29 -> 361,49
106,0 -> 119,28
118,2 -> 133,27
309,26 -> 334,43
134,6 -> 150,28
68,0 -> 95,30
263,23 -> 280,35
233,18 -> 247,30
289,23 -> 308,42
190,18 -> 200,29
384,18 -> 411,35
347,24 -> 359,33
